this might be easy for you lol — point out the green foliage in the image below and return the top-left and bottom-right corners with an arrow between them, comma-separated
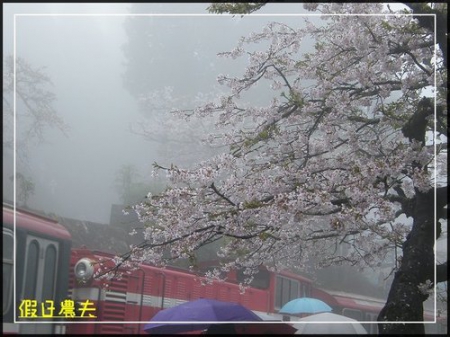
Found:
242,199 -> 263,209
243,124 -> 279,148
314,42 -> 325,51
281,89 -> 304,107
259,232 -> 270,241
380,20 -> 393,31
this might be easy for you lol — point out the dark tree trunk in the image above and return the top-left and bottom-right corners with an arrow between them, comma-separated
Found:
377,188 -> 435,334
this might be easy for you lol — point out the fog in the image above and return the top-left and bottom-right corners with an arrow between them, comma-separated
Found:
3,3 -> 445,317
3,3 -> 315,223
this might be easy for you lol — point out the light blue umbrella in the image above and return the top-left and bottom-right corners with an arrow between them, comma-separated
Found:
279,297 -> 332,315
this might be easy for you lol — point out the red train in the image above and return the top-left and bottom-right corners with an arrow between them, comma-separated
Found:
64,250 -> 448,335
3,203 -> 72,334
66,247 -> 321,334
3,203 -> 447,335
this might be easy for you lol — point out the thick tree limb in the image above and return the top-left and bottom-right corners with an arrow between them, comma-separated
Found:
436,185 -> 448,212
401,97 -> 433,144
404,3 -> 448,66
436,262 -> 448,283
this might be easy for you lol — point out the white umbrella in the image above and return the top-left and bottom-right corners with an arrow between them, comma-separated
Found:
292,312 -> 368,335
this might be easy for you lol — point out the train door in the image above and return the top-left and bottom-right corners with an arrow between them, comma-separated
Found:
363,312 -> 378,334
274,275 -> 300,311
124,269 -> 145,334
19,234 -> 61,334
2,228 -> 15,332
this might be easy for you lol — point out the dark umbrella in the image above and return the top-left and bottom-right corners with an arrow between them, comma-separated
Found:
144,299 -> 263,334
203,322 -> 297,335
233,323 -> 297,335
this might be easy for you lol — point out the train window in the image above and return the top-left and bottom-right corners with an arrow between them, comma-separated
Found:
300,283 -> 310,297
3,228 -> 14,315
42,244 -> 57,301
24,240 -> 40,299
275,276 -> 299,309
22,236 -> 61,305
342,308 -> 363,321
363,312 -> 378,334
236,269 -> 270,289
365,312 -> 377,321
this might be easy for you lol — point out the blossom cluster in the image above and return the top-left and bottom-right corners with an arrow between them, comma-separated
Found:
108,4 -> 445,283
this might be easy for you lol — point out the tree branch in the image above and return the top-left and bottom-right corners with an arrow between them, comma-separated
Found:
210,182 -> 236,206
403,3 -> 448,66
401,97 -> 433,144
436,261 -> 448,283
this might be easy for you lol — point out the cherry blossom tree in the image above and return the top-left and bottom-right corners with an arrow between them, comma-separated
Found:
110,3 -> 447,334
3,56 -> 69,205
3,56 -> 69,157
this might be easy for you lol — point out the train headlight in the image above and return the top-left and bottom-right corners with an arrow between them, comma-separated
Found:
74,258 -> 94,283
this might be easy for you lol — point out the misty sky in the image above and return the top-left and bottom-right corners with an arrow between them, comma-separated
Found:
3,3 -> 316,223
2,3 -> 445,312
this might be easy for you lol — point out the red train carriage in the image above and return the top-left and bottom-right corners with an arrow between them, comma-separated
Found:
2,203 -> 72,335
66,248 -> 314,334
198,260 -> 314,314
4,204 -> 446,335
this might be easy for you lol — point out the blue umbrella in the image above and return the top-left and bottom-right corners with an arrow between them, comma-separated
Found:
144,298 -> 263,334
279,297 -> 332,315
